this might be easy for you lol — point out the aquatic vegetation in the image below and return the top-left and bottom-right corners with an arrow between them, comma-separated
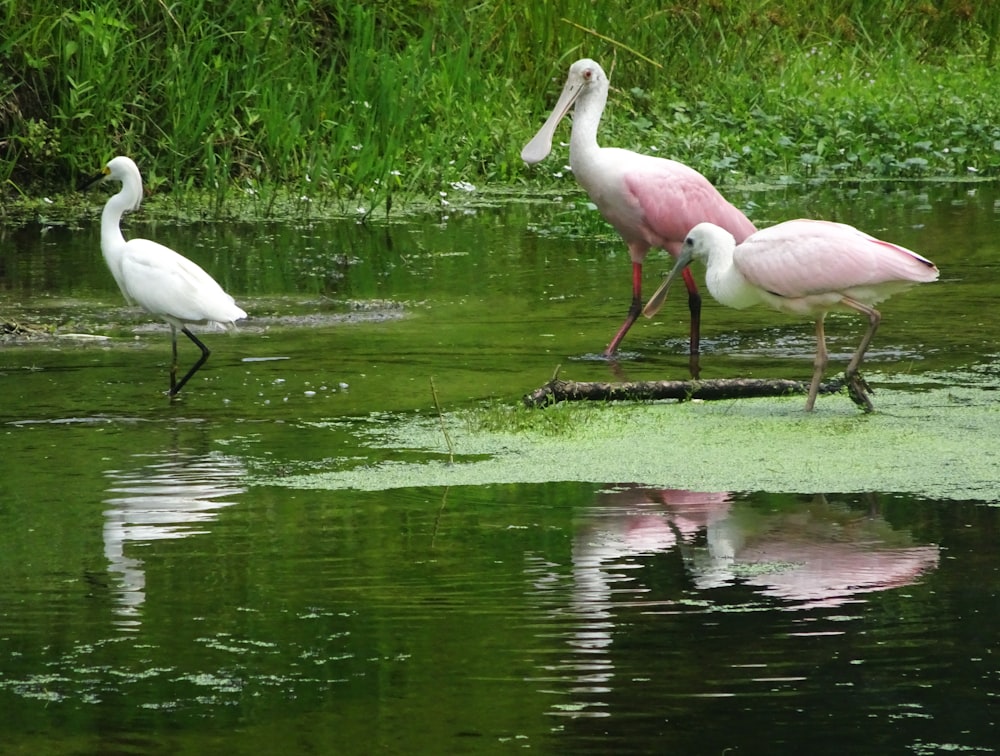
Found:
261,382 -> 1000,502
462,399 -> 592,436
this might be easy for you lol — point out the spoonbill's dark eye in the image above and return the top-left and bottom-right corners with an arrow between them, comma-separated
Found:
583,69 -> 592,80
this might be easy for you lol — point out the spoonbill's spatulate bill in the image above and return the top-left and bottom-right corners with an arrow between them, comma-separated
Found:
82,156 -> 247,398
521,58 -> 756,358
643,220 -> 939,411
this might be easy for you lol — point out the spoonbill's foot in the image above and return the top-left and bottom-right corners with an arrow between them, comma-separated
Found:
688,354 -> 701,380
846,372 -> 874,412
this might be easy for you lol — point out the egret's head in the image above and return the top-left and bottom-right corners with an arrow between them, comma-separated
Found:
80,155 -> 143,212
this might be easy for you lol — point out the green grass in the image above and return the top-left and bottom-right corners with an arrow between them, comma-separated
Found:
462,398 -> 593,437
4,1 -> 1000,217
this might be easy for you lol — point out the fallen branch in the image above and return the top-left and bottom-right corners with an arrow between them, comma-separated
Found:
523,377 -> 844,408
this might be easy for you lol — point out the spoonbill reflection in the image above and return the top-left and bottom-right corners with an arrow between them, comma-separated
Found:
643,220 -> 939,411
521,59 -> 756,358
535,487 -> 938,720
82,156 -> 247,398
567,487 -> 939,614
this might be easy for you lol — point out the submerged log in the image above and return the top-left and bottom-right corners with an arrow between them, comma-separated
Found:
523,377 -> 844,408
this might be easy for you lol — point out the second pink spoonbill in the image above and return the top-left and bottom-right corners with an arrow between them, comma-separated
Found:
521,58 -> 756,358
642,220 -> 939,411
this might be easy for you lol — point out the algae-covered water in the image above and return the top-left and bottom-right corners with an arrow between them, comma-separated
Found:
1,181 -> 998,754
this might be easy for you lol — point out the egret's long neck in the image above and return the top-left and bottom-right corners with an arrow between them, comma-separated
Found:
100,192 -> 130,259
99,182 -> 140,297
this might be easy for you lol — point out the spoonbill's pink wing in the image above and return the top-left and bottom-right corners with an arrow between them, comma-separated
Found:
734,219 -> 938,300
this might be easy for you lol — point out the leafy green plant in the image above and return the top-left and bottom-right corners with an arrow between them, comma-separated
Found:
3,0 -> 1000,216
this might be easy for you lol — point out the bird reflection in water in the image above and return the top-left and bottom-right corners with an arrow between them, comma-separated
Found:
535,486 -> 938,718
102,451 -> 245,629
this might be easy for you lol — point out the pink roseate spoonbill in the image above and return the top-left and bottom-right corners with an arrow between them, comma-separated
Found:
521,58 -> 756,358
642,220 -> 939,411
82,156 -> 247,398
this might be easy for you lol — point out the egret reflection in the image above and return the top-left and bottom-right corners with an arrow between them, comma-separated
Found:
103,451 -> 245,628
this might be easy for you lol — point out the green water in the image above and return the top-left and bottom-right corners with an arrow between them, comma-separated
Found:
1,182 -> 998,754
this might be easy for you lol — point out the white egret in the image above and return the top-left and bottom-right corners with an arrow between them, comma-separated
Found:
82,156 -> 247,397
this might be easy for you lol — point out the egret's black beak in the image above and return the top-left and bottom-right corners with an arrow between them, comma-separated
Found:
78,166 -> 110,192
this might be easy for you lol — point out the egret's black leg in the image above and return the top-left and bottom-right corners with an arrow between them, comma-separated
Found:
169,327 -> 211,398
169,325 -> 179,394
